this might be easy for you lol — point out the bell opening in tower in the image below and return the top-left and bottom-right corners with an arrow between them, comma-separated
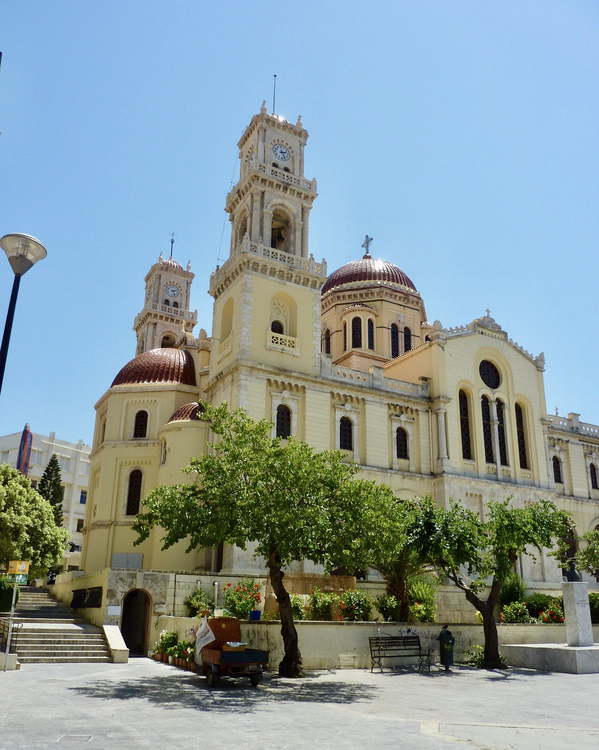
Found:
271,212 -> 289,252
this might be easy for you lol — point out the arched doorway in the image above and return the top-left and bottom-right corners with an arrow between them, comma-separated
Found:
121,589 -> 150,655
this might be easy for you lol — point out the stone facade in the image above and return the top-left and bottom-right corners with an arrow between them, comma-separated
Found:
61,106 -> 599,654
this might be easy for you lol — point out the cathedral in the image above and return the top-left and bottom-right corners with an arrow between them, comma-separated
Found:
74,105 -> 599,641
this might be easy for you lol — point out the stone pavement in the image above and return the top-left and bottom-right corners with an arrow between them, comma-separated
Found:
1,658 -> 599,749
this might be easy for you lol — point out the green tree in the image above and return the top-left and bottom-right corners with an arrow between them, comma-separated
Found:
573,527 -> 599,576
38,454 -> 64,526
406,495 -> 570,669
0,464 -> 70,578
373,504 -> 434,622
133,402 -> 400,677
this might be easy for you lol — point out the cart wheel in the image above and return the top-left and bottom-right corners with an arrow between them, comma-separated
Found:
250,671 -> 262,687
206,667 -> 220,687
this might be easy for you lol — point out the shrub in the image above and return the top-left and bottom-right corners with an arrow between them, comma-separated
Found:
589,592 -> 599,624
339,589 -> 373,621
375,594 -> 401,622
408,577 -> 436,623
156,630 -> 178,654
500,601 -> 536,623
525,593 -> 562,619
467,644 -> 486,668
289,593 -> 306,621
183,588 -> 214,618
308,587 -> 339,620
467,644 -> 505,668
498,573 -> 527,609
223,577 -> 262,619
0,575 -> 18,612
538,602 -> 565,623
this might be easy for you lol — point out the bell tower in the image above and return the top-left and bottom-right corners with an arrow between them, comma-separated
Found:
225,101 -> 317,260
208,105 -> 327,394
133,253 -> 198,355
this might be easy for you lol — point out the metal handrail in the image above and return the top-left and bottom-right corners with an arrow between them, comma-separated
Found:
0,616 -> 22,654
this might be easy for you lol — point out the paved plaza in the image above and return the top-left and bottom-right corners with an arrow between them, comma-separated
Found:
1,658 -> 599,749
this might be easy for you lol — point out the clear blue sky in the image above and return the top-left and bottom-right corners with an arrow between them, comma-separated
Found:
1,1 -> 598,445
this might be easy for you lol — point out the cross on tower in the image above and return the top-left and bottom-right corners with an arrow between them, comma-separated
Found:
361,235 -> 373,255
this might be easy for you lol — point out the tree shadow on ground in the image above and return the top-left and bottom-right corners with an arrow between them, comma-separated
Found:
69,670 -> 380,714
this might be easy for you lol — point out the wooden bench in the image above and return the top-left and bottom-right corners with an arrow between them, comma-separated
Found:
369,634 -> 433,672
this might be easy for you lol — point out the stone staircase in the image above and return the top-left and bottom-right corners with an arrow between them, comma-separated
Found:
6,587 -> 112,664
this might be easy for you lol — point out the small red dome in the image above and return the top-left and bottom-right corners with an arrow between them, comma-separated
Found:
322,254 -> 417,295
112,349 -> 197,387
162,257 -> 184,270
167,402 -> 204,423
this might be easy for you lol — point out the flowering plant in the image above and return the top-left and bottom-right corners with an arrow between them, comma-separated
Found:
338,589 -> 373,621
223,577 -> 262,619
538,603 -> 565,623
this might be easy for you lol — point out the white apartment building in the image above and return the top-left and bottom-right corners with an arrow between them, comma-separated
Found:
0,429 -> 91,571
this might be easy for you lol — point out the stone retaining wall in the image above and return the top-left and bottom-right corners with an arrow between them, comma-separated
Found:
155,615 -> 599,670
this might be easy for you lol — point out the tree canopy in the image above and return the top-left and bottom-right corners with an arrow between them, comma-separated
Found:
0,463 -> 70,578
38,454 -> 64,526
405,495 -> 571,668
133,402 -> 401,676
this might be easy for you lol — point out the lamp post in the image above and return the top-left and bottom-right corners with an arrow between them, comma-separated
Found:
0,233 -> 47,397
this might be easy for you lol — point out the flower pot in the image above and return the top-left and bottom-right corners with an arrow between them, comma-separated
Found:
168,655 -> 174,665
249,609 -> 261,621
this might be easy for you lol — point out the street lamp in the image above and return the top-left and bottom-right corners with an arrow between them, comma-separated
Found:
0,233 -> 47,397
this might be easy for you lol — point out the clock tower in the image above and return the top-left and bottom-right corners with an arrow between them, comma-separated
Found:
133,253 -> 198,355
208,104 -> 327,406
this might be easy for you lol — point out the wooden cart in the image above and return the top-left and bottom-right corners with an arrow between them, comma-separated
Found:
197,617 -> 268,687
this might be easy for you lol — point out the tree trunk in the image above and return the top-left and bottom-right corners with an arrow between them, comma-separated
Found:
387,575 -> 409,621
464,586 -> 506,670
268,549 -> 303,677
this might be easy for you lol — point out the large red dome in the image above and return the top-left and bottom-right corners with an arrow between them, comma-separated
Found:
112,348 -> 197,387
322,253 -> 417,295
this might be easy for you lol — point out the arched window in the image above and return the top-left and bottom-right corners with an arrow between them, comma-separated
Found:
343,322 -> 347,351
271,320 -> 284,334
352,317 -> 362,348
323,329 -> 331,355
172,301 -> 179,309
459,390 -> 472,460
553,455 -> 563,484
270,209 -> 289,251
403,327 -> 411,353
367,319 -> 375,350
126,470 -> 143,516
133,410 -> 148,439
515,404 -> 528,469
237,213 -> 248,245
276,405 -> 291,439
481,396 -> 494,463
391,324 -> 399,359
396,427 -> 408,460
163,299 -> 170,306
496,399 -> 508,466
161,334 -> 176,348
591,463 -> 598,490
339,416 -> 353,451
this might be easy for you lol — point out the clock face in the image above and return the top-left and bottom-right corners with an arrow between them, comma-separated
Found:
272,143 -> 290,162
165,284 -> 180,298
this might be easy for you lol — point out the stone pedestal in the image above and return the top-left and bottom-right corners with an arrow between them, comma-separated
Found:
562,581 -> 594,647
501,643 -> 599,674
503,582 -> 598,673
